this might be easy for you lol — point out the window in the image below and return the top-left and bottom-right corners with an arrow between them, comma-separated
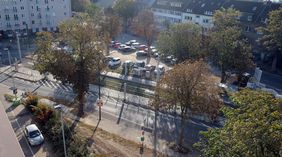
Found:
185,16 -> 192,20
21,6 -> 24,10
196,15 -> 200,18
32,20 -> 35,24
5,15 -> 10,21
203,19 -> 209,23
14,14 -> 19,20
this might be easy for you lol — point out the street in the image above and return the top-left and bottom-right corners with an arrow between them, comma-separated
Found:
0,84 -> 54,157
0,70 -> 214,150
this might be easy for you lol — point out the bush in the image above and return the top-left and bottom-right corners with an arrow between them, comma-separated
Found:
32,102 -> 54,125
67,135 -> 90,157
24,94 -> 38,111
4,94 -> 15,102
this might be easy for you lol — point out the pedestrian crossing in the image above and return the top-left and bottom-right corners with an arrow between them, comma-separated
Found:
36,80 -> 73,92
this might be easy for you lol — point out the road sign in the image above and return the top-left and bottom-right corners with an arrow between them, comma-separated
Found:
97,99 -> 103,107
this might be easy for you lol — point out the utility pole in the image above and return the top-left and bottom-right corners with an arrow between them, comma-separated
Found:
124,83 -> 127,101
153,56 -> 161,157
16,33 -> 22,62
54,105 -> 67,157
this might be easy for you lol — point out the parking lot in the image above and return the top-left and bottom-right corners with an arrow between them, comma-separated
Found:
107,34 -> 174,80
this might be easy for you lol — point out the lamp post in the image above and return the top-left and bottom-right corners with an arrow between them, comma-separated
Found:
54,104 -> 67,157
16,32 -> 22,61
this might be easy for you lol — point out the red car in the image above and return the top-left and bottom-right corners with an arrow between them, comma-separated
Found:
113,42 -> 121,49
137,44 -> 147,50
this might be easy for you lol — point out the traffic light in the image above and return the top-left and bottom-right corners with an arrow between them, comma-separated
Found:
13,88 -> 17,95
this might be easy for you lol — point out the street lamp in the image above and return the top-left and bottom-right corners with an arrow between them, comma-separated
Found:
54,104 -> 67,157
16,32 -> 22,62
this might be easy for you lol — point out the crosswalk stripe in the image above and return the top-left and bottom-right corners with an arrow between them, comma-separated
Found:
59,84 -> 69,91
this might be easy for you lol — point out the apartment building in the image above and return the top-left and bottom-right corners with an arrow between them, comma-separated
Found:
152,0 -> 281,33
0,0 -> 71,37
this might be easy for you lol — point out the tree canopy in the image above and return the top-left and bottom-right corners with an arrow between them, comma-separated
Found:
195,89 -> 282,157
131,9 -> 157,58
113,0 -> 138,32
153,60 -> 222,146
259,7 -> 282,72
209,8 -> 254,83
157,23 -> 203,62
35,15 -> 106,115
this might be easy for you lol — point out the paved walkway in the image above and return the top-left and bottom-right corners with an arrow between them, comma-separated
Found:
0,99 -> 25,157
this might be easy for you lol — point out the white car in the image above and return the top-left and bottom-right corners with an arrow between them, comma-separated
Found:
154,65 -> 165,75
108,57 -> 121,67
25,124 -> 44,146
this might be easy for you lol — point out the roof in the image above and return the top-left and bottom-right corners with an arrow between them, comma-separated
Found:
152,0 -> 282,22
26,124 -> 39,132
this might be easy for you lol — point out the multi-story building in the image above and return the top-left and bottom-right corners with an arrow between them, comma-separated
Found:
152,0 -> 281,32
0,0 -> 71,37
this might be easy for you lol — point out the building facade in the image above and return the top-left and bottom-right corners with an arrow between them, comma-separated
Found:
0,0 -> 71,37
152,0 -> 281,33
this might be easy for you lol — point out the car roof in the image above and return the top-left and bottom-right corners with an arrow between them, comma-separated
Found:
113,57 -> 120,60
26,124 -> 39,132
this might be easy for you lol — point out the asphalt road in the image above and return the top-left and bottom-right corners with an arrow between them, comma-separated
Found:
0,73 -> 215,146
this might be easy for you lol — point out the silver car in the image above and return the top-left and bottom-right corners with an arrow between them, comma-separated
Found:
25,124 -> 44,146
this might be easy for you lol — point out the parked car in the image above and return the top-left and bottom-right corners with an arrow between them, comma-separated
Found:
25,124 -> 44,146
136,50 -> 148,57
109,40 -> 117,47
165,55 -> 177,64
108,57 -> 121,67
133,61 -> 146,68
118,44 -> 126,50
104,56 -> 114,63
121,46 -> 135,52
136,44 -> 147,50
125,40 -> 137,46
154,65 -> 165,75
113,42 -> 121,49
131,42 -> 140,48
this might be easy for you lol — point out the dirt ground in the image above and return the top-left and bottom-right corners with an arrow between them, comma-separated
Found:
75,121 -> 167,157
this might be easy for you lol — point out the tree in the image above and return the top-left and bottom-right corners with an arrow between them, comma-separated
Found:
259,7 -> 282,72
71,0 -> 91,12
131,9 -> 157,60
195,89 -> 282,157
157,23 -> 203,62
113,0 -> 138,32
152,60 -> 222,147
35,15 -> 106,116
209,8 -> 254,83
101,8 -> 122,55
